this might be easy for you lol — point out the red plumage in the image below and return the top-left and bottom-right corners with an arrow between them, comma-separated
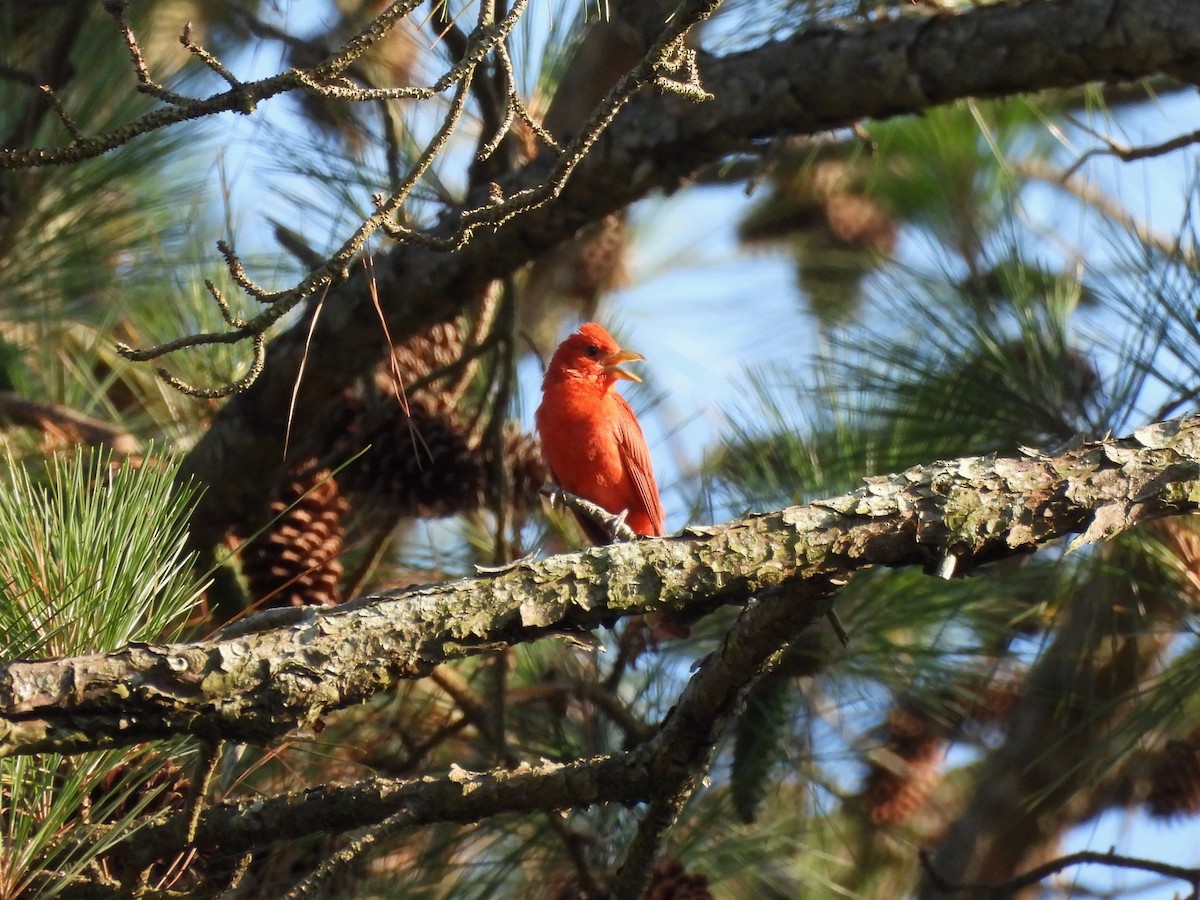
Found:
536,322 -> 665,539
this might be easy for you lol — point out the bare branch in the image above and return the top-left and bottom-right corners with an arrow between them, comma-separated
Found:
1063,123 -> 1200,180
37,84 -> 82,141
114,0 -> 543,389
86,551 -> 840,886
920,848 -> 1200,899
179,22 -> 241,91
0,392 -> 140,454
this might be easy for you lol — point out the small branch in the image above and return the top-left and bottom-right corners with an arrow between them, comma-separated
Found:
919,848 -> 1200,899
283,809 -> 413,900
215,240 -> 274,300
180,22 -> 242,92
542,487 -> 639,543
386,0 -> 725,248
0,392 -> 140,454
111,547 -> 842,884
1063,124 -> 1200,181
38,84 -> 82,141
115,1 -> 519,393
103,0 -> 189,104
151,333 -> 267,400
1016,158 -> 1200,269
0,0 -> 426,170
609,789 -> 693,897
292,69 -> 430,102
314,0 -> 425,80
496,42 -> 561,153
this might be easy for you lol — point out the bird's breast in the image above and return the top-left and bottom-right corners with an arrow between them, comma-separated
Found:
536,387 -> 628,494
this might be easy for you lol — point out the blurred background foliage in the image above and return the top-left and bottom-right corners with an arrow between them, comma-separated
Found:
2,0 -> 1200,897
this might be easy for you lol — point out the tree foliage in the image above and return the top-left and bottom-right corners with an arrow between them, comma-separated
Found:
2,0 -> 1200,897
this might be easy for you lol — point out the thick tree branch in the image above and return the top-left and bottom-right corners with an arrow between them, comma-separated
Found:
93,578 -> 834,889
4,416 -> 1200,759
176,0 -> 1200,549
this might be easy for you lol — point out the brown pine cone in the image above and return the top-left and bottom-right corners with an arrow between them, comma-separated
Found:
861,707 -> 945,826
376,319 -> 466,415
1146,732 -> 1200,819
645,858 -> 713,900
242,466 -> 349,609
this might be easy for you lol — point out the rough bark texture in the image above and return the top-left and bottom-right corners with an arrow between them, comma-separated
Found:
179,0 -> 1200,549
5,416 -> 1200,759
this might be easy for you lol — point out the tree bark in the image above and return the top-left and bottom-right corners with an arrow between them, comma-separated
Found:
4,416 -> 1199,758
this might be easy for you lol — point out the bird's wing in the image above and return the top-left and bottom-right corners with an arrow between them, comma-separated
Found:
613,393 -> 666,536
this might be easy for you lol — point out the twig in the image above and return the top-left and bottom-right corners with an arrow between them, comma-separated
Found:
497,42 -> 561,152
393,0 -> 723,248
180,23 -> 241,91
1,0 -> 425,170
0,391 -> 140,453
38,85 -> 82,141
609,789 -> 691,898
120,47 -> 480,395
103,0 -> 189,104
1063,124 -> 1200,181
542,487 -> 639,543
432,0 -> 512,175
185,741 -> 225,845
919,848 -> 1200,899
149,332 -> 267,399
283,808 -> 414,900
1016,158 -> 1200,269
215,240 -> 274,301
120,0 -> 722,399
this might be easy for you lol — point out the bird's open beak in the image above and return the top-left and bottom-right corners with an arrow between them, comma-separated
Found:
601,348 -> 644,382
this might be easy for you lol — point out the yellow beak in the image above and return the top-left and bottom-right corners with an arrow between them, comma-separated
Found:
601,348 -> 644,382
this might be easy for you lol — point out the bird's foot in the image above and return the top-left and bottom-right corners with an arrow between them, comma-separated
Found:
607,509 -> 631,542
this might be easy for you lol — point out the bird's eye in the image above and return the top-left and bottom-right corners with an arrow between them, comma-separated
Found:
584,344 -> 602,358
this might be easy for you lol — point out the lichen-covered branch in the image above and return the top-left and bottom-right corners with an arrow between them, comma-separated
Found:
3,417 -> 1199,759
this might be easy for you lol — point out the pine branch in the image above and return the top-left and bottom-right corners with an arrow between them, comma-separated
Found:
4,416 -> 1200,759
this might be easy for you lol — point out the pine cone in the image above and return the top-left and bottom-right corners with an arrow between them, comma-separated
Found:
645,858 -> 713,900
376,319 -> 466,414
861,707 -> 945,826
963,672 -> 1023,725
91,752 -> 191,824
340,408 -> 485,518
1146,733 -> 1200,819
242,467 -> 349,609
484,423 -> 549,513
823,192 -> 897,253
524,213 -> 628,311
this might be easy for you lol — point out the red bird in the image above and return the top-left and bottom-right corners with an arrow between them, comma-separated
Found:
536,323 -> 665,541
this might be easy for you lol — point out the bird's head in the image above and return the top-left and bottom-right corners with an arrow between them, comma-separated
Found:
543,322 -> 645,389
